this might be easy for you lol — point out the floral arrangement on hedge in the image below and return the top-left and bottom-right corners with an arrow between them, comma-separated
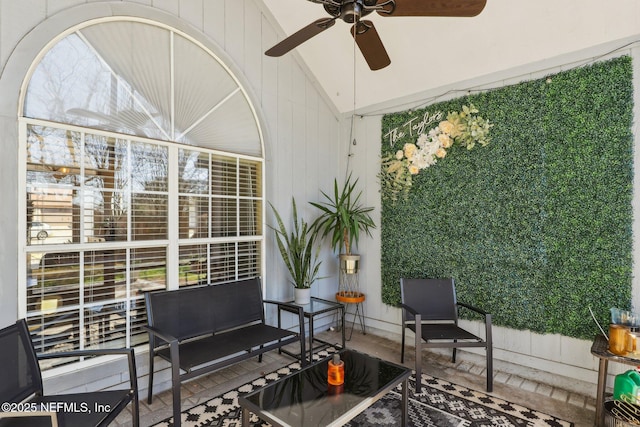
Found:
379,104 -> 492,201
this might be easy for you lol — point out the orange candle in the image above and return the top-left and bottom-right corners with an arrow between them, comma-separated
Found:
328,354 -> 344,386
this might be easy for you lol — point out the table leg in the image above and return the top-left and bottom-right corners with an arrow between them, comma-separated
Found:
242,407 -> 249,426
402,377 -> 408,427
341,305 -> 345,349
309,315 -> 314,362
595,358 -> 608,427
277,307 -> 282,355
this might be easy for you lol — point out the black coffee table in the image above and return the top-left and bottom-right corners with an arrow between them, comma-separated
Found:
239,349 -> 411,427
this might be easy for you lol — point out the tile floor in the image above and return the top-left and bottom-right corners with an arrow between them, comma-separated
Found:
113,327 -> 597,427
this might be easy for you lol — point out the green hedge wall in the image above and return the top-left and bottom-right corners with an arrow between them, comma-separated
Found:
380,56 -> 634,339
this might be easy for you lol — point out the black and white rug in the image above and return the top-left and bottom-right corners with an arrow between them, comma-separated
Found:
152,350 -> 573,427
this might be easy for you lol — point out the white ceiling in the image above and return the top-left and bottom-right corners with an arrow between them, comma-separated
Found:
260,0 -> 640,114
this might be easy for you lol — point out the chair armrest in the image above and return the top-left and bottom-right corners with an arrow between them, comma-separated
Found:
0,411 -> 58,426
37,348 -> 138,393
457,301 -> 490,317
399,303 -> 420,317
457,302 -> 493,338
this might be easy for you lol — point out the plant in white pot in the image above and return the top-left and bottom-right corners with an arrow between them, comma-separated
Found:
310,173 -> 375,299
270,198 -> 322,305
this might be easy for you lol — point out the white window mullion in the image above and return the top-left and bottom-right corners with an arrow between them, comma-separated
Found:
170,31 -> 175,140
79,252 -> 85,351
125,247 -> 131,348
167,144 -> 179,291
236,158 -> 241,281
126,141 -> 132,242
18,120 -> 28,319
208,154 -> 213,283
79,132 -> 86,242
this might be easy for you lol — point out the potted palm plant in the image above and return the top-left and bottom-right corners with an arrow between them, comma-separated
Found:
270,198 -> 322,305
310,173 -> 375,278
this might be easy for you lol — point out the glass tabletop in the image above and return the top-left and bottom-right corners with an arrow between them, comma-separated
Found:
289,297 -> 342,316
240,349 -> 411,427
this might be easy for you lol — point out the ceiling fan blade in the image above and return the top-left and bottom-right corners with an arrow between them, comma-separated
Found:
265,18 -> 336,57
377,0 -> 487,17
351,20 -> 390,71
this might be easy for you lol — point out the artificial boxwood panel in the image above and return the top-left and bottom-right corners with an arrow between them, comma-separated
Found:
380,56 -> 633,339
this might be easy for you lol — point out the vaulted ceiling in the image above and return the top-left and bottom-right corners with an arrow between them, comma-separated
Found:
260,0 -> 640,114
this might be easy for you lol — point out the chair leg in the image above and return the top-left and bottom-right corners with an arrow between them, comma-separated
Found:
132,392 -> 140,427
485,314 -> 494,392
414,314 -> 422,394
486,344 -> 494,392
452,347 -> 457,363
400,325 -> 406,363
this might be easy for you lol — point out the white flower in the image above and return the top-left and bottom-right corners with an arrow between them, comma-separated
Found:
416,134 -> 429,148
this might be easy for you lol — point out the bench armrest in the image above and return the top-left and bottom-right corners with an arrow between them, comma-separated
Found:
38,348 -> 138,392
264,299 -> 303,314
144,325 -> 179,345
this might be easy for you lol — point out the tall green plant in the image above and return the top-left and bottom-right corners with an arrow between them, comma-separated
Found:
270,198 -> 322,289
310,173 -> 376,255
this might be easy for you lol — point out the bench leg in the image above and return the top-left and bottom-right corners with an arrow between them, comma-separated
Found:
172,378 -> 181,427
169,341 -> 182,427
147,349 -> 155,404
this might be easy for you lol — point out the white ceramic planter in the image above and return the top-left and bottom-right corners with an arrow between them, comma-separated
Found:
294,287 -> 311,305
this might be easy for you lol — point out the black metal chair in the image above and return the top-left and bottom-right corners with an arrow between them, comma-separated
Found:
400,278 -> 493,393
0,319 -> 139,427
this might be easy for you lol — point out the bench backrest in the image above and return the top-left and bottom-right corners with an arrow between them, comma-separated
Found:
209,278 -> 265,332
145,277 -> 265,341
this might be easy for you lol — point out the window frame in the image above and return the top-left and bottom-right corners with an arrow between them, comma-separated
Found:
16,17 -> 266,366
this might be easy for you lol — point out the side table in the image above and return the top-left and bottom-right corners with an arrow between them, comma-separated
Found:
336,291 -> 366,340
591,334 -> 640,426
277,296 -> 345,363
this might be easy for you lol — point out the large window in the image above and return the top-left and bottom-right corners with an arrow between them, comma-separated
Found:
20,19 -> 264,366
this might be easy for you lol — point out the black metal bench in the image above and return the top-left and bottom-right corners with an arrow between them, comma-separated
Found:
145,277 -> 305,427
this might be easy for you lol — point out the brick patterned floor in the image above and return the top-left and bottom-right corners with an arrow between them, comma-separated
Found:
112,328 -> 596,427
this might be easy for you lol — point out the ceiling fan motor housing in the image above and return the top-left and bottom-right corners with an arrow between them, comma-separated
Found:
343,1 -> 363,23
324,0 -> 379,23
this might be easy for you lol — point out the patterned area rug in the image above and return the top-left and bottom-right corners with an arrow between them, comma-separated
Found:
152,350 -> 573,427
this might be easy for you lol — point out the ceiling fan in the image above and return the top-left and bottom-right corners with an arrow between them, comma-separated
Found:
265,0 -> 487,71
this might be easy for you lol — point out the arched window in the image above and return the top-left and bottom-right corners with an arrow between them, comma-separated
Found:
20,18 -> 264,366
